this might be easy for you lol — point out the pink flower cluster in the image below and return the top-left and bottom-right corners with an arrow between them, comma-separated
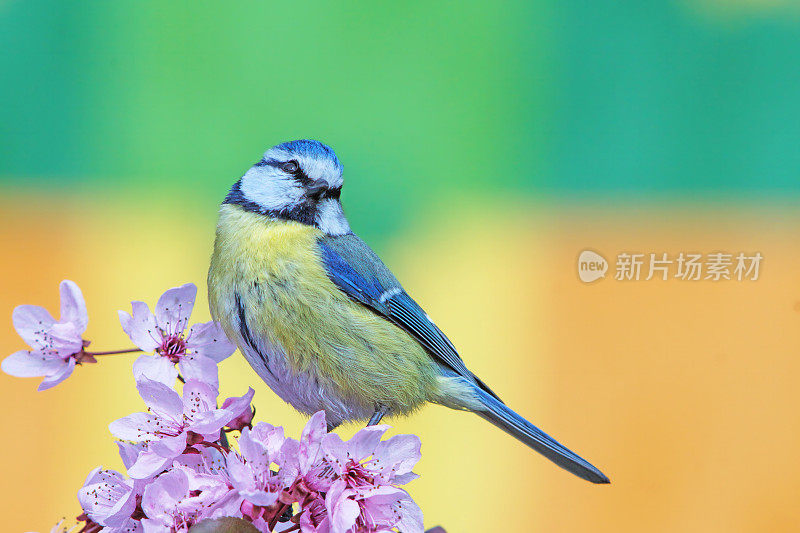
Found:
80,404 -> 422,532
3,282 -> 424,533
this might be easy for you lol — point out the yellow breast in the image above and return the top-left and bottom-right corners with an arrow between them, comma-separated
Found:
207,205 -> 438,419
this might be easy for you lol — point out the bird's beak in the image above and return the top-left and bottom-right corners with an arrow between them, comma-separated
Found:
306,179 -> 328,198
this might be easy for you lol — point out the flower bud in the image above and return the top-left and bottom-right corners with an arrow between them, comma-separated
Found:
223,397 -> 254,431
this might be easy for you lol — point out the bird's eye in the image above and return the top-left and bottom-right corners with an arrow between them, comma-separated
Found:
281,160 -> 299,174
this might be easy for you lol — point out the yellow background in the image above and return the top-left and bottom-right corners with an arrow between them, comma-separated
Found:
2,194 -> 798,531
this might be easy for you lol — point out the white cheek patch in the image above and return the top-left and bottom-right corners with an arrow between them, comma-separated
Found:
315,199 -> 351,235
240,167 -> 304,212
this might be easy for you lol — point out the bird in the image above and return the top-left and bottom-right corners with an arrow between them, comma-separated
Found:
207,139 -> 610,484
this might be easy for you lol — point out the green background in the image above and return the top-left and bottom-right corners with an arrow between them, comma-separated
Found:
3,1 -> 799,241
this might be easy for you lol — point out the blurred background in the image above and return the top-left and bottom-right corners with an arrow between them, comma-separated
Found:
2,1 -> 800,531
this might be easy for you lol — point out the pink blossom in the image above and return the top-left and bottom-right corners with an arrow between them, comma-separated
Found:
77,467 -> 140,528
177,448 -> 246,521
325,483 -> 422,533
322,426 -> 421,488
2,280 -> 92,390
76,442 -> 149,532
109,377 -> 254,479
119,283 -> 236,387
225,422 -> 301,516
225,452 -> 281,518
140,465 -> 233,533
240,423 -> 295,477
318,419 -> 423,533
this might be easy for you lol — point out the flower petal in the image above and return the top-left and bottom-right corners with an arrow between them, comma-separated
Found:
216,387 -> 255,425
109,412 -> 166,442
103,487 -> 139,527
118,302 -> 160,353
221,395 -> 254,431
155,283 -> 197,336
119,517 -> 145,533
141,518 -> 166,533
77,468 -> 136,527
37,357 -> 75,391
300,411 -> 328,472
2,350 -> 63,378
391,471 -> 420,485
275,439 -> 301,485
226,453 -> 255,491
326,481 -> 360,533
351,484 -> 405,499
241,490 -> 280,507
345,425 -> 388,461
178,355 -> 219,389
320,433 -> 348,473
136,377 -> 184,421
186,321 -> 236,362
221,388 -> 256,419
117,441 -> 147,470
133,354 -> 178,387
189,387 -> 254,437
147,467 -> 189,509
46,322 -> 84,356
128,449 -> 172,479
303,411 -> 328,442
59,280 -> 88,333
182,379 -> 219,414
373,434 -> 422,478
390,493 -> 423,533
186,412 -> 229,440
349,485 -> 422,532
83,466 -> 105,487
239,423 -> 284,465
149,432 -> 187,458
12,304 -> 56,349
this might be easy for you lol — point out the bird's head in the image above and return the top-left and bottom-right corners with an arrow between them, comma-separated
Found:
224,139 -> 350,235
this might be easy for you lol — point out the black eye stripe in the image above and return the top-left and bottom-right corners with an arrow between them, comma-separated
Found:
262,158 -> 313,184
259,157 -> 341,196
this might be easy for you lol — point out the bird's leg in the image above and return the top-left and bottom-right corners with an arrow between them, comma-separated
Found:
367,405 -> 390,426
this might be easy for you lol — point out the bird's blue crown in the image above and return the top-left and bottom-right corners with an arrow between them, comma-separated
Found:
268,139 -> 342,172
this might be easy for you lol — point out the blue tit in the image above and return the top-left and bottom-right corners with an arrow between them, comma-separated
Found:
207,139 -> 609,484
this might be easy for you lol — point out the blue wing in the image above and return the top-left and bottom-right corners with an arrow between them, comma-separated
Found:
319,234 -> 610,484
319,233 -> 500,400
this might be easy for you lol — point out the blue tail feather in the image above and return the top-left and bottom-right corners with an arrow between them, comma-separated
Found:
473,385 -> 610,484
